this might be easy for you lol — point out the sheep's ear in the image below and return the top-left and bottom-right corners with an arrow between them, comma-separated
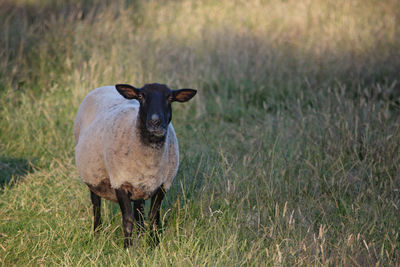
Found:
172,89 -> 197,102
115,84 -> 141,99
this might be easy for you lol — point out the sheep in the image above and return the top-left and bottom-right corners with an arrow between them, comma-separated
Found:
74,83 -> 197,248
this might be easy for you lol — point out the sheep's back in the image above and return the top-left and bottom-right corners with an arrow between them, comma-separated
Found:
74,86 -> 138,144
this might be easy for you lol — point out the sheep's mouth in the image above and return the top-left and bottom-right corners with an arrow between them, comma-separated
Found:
147,127 -> 166,137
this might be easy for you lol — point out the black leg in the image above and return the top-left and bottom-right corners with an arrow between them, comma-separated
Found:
115,188 -> 134,248
133,200 -> 145,235
90,190 -> 102,233
149,186 -> 165,245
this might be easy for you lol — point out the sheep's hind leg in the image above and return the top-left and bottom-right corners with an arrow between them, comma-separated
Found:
90,190 -> 102,233
133,200 -> 145,235
149,186 -> 165,245
115,188 -> 134,248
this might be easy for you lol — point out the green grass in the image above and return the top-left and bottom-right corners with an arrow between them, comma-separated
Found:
0,0 -> 399,265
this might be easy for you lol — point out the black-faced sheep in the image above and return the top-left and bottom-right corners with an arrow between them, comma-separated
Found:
74,83 -> 196,248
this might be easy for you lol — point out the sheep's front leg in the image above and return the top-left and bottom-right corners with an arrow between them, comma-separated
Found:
90,191 -> 102,233
115,188 -> 134,248
149,187 -> 165,245
133,200 -> 145,235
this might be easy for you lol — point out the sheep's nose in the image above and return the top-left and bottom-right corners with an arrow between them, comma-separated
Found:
148,114 -> 161,127
148,119 -> 161,127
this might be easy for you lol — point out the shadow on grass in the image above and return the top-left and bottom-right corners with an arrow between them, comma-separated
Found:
0,157 -> 33,189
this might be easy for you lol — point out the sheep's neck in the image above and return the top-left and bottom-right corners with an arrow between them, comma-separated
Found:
136,115 -> 166,149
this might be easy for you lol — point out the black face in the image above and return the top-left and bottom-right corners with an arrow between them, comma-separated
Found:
136,83 -> 172,137
115,83 -> 197,141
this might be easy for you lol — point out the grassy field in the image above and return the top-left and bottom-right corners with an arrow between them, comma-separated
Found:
0,0 -> 399,265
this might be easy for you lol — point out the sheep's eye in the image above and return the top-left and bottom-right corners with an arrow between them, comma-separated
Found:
167,95 -> 173,102
138,94 -> 144,100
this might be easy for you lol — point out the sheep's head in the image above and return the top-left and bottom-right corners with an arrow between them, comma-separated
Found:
115,83 -> 196,139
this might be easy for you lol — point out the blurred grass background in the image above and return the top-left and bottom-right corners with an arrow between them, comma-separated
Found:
0,0 -> 399,265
